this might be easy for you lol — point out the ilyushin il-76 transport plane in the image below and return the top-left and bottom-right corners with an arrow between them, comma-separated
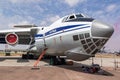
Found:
0,13 -> 114,65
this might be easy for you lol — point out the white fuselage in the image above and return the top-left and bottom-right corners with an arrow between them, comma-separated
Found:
35,18 -> 92,56
34,13 -> 114,61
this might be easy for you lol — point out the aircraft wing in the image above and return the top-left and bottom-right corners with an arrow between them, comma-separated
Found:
0,27 -> 39,45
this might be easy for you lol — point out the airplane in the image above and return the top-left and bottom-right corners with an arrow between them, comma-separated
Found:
0,13 -> 114,65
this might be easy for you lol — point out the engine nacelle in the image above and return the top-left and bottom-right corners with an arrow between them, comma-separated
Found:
5,33 -> 18,45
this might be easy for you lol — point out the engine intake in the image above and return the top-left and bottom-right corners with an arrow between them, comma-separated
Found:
5,33 -> 18,45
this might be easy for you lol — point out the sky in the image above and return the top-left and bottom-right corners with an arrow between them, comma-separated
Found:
0,0 -> 120,52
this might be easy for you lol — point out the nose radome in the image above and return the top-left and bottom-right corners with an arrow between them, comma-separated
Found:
91,20 -> 114,38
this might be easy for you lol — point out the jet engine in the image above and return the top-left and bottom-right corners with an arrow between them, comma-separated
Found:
5,33 -> 18,45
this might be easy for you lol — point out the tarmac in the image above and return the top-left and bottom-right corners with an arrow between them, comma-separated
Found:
0,56 -> 120,80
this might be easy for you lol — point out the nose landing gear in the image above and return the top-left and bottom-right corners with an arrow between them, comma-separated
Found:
49,56 -> 66,65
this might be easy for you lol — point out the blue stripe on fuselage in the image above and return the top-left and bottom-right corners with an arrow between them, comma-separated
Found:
35,24 -> 90,39
35,34 -> 43,37
45,26 -> 90,38
45,24 -> 86,36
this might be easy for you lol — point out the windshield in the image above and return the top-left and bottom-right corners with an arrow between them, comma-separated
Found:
76,14 -> 84,18
62,13 -> 93,22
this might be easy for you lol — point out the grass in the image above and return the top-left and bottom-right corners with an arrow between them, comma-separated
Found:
0,51 -> 23,56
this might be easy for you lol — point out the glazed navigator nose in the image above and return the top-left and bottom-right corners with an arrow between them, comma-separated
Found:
91,20 -> 114,38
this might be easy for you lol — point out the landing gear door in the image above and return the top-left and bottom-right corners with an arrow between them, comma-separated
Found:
35,33 -> 46,53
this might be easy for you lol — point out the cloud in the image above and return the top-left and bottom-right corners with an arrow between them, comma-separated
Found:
0,1 -> 44,29
8,21 -> 31,28
0,14 -> 35,29
49,15 -> 60,23
95,10 -> 104,15
9,0 -> 43,4
40,21 -> 47,26
106,4 -> 117,12
40,15 -> 60,26
64,0 -> 86,7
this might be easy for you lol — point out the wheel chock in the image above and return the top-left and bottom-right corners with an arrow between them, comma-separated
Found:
31,66 -> 40,70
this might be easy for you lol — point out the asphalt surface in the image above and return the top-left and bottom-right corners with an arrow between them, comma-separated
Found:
0,56 -> 120,80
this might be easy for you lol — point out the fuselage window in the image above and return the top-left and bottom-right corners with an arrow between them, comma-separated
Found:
83,45 -> 88,49
91,45 -> 96,50
93,39 -> 99,43
81,40 -> 86,44
86,49 -> 91,53
86,39 -> 91,43
85,33 -> 90,38
88,42 -> 92,46
79,34 -> 84,39
42,27 -> 44,30
73,35 -> 79,41
95,41 -> 100,47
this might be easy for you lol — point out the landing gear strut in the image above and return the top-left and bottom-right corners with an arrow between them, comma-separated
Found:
49,56 -> 66,65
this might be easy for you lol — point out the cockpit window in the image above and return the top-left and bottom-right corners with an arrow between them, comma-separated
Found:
62,13 -> 94,22
62,15 -> 75,22
69,15 -> 75,19
76,14 -> 84,18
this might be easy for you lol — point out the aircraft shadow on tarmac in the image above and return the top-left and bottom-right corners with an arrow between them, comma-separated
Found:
17,58 -> 29,63
58,65 -> 114,76
42,59 -> 114,76
0,57 -> 20,61
0,57 -> 29,62
0,58 -> 5,61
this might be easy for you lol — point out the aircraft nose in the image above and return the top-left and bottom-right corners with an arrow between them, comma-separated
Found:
91,20 -> 114,38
